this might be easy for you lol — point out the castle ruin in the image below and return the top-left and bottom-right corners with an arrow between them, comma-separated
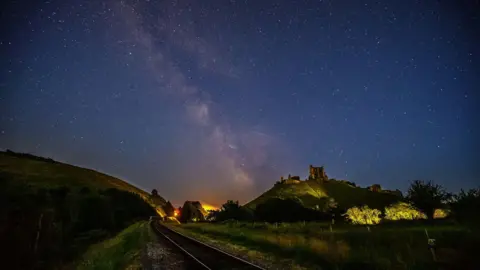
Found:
309,165 -> 329,182
279,165 -> 329,185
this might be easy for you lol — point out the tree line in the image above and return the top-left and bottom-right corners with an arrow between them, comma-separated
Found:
1,177 -> 156,270
206,180 -> 480,227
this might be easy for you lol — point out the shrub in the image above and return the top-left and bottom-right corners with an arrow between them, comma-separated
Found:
384,202 -> 426,221
344,205 -> 381,225
433,208 -> 449,219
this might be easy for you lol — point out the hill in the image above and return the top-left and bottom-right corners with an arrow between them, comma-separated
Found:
245,177 -> 402,211
0,150 -> 164,269
0,150 -> 167,215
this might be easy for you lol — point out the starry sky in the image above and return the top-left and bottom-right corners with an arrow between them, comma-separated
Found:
1,0 -> 479,207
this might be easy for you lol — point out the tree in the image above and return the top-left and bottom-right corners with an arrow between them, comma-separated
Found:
344,205 -> 382,225
406,180 -> 450,220
384,202 -> 426,221
163,201 -> 175,217
208,200 -> 253,222
151,189 -> 158,197
450,188 -> 480,225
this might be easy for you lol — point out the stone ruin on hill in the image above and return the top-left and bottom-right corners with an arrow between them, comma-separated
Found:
278,165 -> 329,185
308,165 -> 329,182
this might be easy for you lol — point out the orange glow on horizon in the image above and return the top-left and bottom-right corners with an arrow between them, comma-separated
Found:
200,201 -> 219,211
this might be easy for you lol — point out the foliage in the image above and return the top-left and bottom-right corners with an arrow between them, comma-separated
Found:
384,202 -> 427,221
179,201 -> 208,223
344,205 -> 382,225
163,201 -> 175,217
406,180 -> 451,219
0,152 -> 157,269
77,221 -> 156,270
433,208 -> 449,219
449,188 -> 480,226
206,200 -> 253,222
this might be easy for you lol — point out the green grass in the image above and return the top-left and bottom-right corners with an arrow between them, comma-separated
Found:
76,221 -> 156,270
0,151 -> 166,213
245,179 -> 400,210
173,222 -> 477,270
0,151 -> 151,196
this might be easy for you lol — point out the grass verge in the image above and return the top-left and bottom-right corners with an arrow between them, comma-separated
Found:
76,221 -> 156,270
173,222 -> 477,270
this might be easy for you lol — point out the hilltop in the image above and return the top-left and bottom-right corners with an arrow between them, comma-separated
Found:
245,165 -> 402,211
0,150 -> 167,215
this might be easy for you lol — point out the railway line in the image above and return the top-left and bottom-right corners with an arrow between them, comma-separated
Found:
151,221 -> 265,270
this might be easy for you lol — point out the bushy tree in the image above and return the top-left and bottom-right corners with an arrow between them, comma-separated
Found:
207,200 -> 253,222
433,208 -> 449,219
163,201 -> 175,217
384,202 -> 426,221
345,205 -> 382,225
450,188 -> 480,225
406,180 -> 450,220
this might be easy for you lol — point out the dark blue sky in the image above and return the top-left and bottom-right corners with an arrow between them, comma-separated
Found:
1,0 -> 478,206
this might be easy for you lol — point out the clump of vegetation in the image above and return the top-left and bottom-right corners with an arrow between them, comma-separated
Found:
0,151 -> 157,269
344,205 -> 381,225
207,200 -> 253,222
449,188 -> 480,226
384,202 -> 427,221
406,180 -> 451,220
433,208 -> 449,219
179,201 -> 209,223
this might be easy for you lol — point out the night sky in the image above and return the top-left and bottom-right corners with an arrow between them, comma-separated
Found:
1,0 -> 479,207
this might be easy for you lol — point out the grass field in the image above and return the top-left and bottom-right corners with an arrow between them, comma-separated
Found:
0,151 -> 154,197
172,221 -> 477,270
76,221 -> 156,270
0,151 -> 166,213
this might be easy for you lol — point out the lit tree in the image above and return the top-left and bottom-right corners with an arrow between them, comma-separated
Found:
345,205 -> 382,225
406,180 -> 450,220
384,202 -> 426,220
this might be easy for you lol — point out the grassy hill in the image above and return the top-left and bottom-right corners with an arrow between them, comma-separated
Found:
0,150 -> 165,269
245,179 -> 401,211
0,150 -> 167,213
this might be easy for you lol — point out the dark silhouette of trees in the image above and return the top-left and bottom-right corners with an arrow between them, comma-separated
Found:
206,200 -> 253,222
179,201 -> 207,223
406,180 -> 450,220
450,188 -> 480,226
0,180 -> 156,270
151,189 -> 158,197
163,201 -> 175,217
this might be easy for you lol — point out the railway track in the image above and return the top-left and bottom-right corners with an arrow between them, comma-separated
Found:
151,221 -> 265,270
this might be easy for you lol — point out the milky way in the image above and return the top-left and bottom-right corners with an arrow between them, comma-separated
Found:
1,0 -> 478,206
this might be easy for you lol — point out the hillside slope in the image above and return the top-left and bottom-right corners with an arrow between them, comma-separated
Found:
0,150 -> 164,269
0,150 -> 167,213
245,179 -> 401,210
